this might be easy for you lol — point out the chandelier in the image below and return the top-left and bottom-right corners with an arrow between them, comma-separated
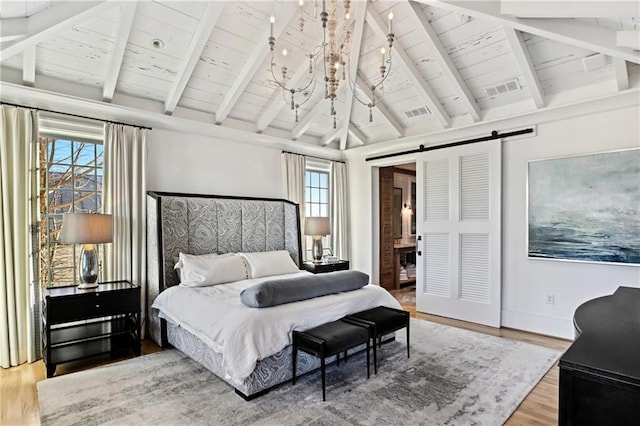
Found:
268,0 -> 395,129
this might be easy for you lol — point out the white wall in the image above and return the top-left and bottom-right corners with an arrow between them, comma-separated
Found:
147,128 -> 284,198
346,104 -> 640,339
501,105 -> 640,339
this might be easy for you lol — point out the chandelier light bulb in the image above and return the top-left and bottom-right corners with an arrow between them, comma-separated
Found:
388,11 -> 393,34
299,0 -> 303,5
270,15 -> 275,38
345,12 -> 350,20
381,47 -> 385,65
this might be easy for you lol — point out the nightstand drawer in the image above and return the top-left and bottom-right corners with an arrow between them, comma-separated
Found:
48,290 -> 139,323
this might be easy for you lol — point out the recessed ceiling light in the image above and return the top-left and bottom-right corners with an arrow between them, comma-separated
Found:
151,39 -> 165,49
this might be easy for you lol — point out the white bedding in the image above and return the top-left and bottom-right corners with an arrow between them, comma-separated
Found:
151,271 -> 401,386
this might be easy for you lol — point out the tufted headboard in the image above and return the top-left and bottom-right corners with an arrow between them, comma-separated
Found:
146,191 -> 302,345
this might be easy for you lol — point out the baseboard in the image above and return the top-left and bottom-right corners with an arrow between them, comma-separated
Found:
501,309 -> 574,340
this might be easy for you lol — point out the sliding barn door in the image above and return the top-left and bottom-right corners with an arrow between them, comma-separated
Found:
415,140 -> 501,327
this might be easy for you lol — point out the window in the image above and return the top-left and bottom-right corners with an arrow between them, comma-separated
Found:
305,170 -> 329,217
37,116 -> 105,288
305,166 -> 331,260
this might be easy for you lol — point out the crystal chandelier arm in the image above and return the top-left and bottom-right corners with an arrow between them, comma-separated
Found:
348,72 -> 371,107
354,72 -> 404,136
295,76 -> 320,109
258,59 -> 315,132
293,48 -> 324,93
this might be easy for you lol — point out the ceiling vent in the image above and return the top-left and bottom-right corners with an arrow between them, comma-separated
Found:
485,79 -> 521,97
404,106 -> 431,118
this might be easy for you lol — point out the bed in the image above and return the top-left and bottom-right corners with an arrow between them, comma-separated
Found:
146,191 -> 401,399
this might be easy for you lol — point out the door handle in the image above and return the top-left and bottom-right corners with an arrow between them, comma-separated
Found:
417,251 -> 422,256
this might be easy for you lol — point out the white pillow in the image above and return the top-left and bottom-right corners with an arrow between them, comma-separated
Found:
240,250 -> 300,278
174,252 -> 228,271
177,252 -> 247,286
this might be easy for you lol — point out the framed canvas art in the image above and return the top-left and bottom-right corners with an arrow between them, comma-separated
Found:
527,148 -> 640,265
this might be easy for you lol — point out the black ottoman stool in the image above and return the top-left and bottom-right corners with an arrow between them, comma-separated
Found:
292,319 -> 370,401
345,306 -> 410,374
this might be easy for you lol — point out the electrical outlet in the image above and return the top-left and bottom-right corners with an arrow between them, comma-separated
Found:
545,294 -> 555,305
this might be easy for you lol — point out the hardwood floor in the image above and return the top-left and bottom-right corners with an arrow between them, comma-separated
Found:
1,303 -> 569,426
0,340 -> 163,426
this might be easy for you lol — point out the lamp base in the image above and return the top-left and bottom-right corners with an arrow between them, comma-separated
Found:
77,282 -> 99,289
311,236 -> 323,262
78,244 -> 99,288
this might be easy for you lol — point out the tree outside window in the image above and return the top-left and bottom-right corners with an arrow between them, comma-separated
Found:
38,137 -> 104,288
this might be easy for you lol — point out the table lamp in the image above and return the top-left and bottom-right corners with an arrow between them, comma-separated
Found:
61,213 -> 113,289
304,217 -> 330,262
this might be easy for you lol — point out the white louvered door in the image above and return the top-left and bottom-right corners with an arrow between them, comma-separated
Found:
415,140 -> 501,327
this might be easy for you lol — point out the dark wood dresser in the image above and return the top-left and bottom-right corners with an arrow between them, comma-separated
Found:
558,286 -> 640,425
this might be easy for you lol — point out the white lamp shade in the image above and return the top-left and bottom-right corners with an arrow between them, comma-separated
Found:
304,216 -> 330,236
61,213 -> 113,244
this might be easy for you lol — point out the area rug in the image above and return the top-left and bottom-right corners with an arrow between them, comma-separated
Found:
38,319 -> 561,425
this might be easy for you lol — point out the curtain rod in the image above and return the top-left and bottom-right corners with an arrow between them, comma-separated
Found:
1,101 -> 152,130
365,128 -> 534,162
282,150 -> 346,164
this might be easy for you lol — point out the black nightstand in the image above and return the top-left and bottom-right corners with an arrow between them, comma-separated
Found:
302,260 -> 350,274
42,280 -> 141,378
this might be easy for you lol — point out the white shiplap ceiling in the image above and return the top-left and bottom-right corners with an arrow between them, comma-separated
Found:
1,0 -> 639,153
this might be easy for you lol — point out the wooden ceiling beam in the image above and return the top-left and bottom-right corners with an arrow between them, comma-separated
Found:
348,125 -> 367,146
0,2 -> 116,63
22,45 -> 35,87
215,2 -> 297,124
613,58 -> 629,91
0,18 -> 26,43
366,7 -> 452,128
421,1 -> 640,64
407,1 -> 480,121
103,3 -> 137,103
355,73 -> 404,137
322,126 -> 342,145
338,1 -> 368,151
504,28 -> 545,108
164,2 -> 223,114
500,1 -> 640,18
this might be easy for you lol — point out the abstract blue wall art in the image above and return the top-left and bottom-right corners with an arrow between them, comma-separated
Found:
528,149 -> 640,265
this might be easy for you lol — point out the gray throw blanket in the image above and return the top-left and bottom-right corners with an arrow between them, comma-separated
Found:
240,270 -> 369,308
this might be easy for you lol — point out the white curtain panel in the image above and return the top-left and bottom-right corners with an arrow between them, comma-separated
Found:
281,152 -> 306,254
0,105 -> 37,367
331,161 -> 349,260
103,124 -> 148,336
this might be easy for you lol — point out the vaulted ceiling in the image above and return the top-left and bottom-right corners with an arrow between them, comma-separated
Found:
1,1 -> 638,153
